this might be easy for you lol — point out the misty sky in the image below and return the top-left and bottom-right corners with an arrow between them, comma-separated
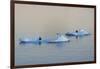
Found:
15,3 -> 94,38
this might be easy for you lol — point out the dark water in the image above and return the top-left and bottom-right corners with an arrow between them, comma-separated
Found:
15,35 -> 94,66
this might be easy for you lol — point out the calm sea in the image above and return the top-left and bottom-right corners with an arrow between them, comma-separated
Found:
15,35 -> 94,65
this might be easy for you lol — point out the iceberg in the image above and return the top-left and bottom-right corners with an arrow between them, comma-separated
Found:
47,34 -> 70,43
66,29 -> 90,36
19,36 -> 42,44
19,38 -> 34,43
19,34 -> 70,44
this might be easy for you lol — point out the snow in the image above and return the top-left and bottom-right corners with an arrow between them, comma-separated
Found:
55,35 -> 69,41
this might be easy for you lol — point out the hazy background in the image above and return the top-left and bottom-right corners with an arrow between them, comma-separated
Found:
15,4 -> 94,39
15,4 -> 94,65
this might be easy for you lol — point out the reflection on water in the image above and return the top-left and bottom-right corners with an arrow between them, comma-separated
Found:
15,35 -> 94,66
19,40 -> 70,46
